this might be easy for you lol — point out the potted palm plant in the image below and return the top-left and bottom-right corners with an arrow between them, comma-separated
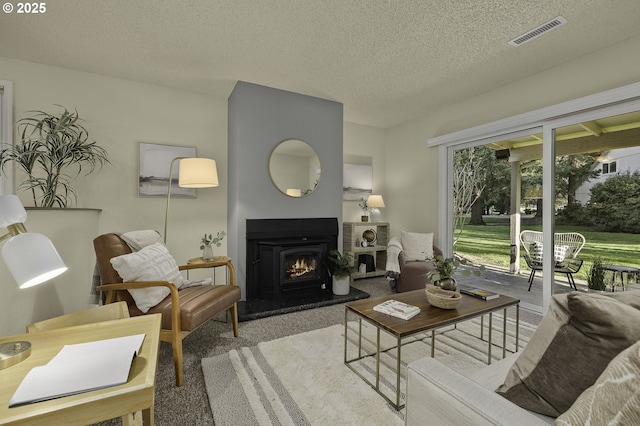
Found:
328,249 -> 356,295
0,106 -> 109,207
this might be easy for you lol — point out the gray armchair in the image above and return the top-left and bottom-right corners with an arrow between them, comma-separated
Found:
395,246 -> 443,292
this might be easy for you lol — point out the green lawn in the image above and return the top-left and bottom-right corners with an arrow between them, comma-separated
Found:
455,223 -> 640,282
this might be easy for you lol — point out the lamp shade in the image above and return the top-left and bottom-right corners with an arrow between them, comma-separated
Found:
178,158 -> 219,188
367,195 -> 385,208
0,195 -> 27,228
2,233 -> 68,288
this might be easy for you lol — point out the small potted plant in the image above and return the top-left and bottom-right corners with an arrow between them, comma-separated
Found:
328,249 -> 357,295
587,257 -> 607,292
200,231 -> 226,261
358,198 -> 369,222
427,254 -> 485,291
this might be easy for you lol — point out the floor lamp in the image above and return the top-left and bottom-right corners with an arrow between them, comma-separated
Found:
0,194 -> 68,369
163,157 -> 219,244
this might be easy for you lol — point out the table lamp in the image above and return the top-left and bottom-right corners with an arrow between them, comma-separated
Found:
367,195 -> 385,222
164,157 -> 219,243
0,194 -> 68,369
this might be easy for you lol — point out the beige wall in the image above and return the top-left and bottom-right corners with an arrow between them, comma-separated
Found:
384,35 -> 640,244
0,57 -> 228,335
343,122 -> 386,224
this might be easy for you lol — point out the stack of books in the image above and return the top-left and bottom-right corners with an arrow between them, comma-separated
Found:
373,300 -> 421,320
459,287 -> 499,300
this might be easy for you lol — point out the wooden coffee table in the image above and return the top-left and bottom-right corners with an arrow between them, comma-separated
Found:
344,289 -> 520,409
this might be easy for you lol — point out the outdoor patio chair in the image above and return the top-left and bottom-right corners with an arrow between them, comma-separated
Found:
519,230 -> 586,291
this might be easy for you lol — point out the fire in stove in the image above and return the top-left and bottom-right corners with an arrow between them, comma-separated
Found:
286,256 -> 317,279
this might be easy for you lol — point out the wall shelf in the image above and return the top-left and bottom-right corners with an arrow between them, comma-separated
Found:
343,221 -> 389,279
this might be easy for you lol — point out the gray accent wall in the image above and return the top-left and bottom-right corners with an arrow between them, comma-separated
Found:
228,81 -> 344,298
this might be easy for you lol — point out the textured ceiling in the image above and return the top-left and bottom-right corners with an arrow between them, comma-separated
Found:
1,0 -> 639,128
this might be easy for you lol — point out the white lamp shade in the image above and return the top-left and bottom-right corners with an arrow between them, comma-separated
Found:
0,195 -> 27,228
178,158 -> 219,188
2,233 -> 68,288
367,195 -> 385,208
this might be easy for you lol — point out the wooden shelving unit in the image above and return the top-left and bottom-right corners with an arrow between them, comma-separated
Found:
343,221 -> 389,279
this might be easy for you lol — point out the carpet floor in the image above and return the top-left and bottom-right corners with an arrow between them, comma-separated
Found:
201,315 -> 537,425
93,277 -> 542,425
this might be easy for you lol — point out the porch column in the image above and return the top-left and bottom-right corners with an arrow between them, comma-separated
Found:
509,161 -> 522,274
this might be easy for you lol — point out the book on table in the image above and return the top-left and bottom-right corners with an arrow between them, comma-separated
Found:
373,299 -> 421,320
9,334 -> 145,407
459,287 -> 499,300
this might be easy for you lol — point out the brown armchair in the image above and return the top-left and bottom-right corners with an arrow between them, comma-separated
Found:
395,246 -> 443,293
93,233 -> 241,386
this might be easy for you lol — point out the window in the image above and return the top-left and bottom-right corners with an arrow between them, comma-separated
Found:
0,80 -> 14,195
602,161 -> 617,174
428,81 -> 640,313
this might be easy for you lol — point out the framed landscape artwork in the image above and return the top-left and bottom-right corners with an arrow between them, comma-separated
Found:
138,142 -> 197,198
343,164 -> 373,200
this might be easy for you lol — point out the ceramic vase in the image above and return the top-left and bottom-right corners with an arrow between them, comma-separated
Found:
436,277 -> 457,291
202,245 -> 214,261
332,275 -> 350,295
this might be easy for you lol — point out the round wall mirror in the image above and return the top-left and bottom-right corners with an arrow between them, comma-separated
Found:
269,139 -> 321,197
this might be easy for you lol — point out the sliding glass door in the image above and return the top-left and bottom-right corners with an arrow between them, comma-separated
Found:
432,82 -> 640,313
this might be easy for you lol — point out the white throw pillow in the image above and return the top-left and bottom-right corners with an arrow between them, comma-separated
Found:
531,241 -> 544,263
554,244 -> 570,264
401,231 -> 434,261
110,242 -> 185,313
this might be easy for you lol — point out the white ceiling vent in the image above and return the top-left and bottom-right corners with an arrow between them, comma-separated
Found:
508,16 -> 568,47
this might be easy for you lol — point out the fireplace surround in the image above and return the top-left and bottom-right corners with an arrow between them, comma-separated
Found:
239,217 -> 370,321
246,218 -> 338,300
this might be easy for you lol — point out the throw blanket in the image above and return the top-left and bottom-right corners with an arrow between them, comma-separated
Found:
119,229 -> 163,251
89,230 -> 210,304
385,236 -> 403,288
386,236 -> 403,276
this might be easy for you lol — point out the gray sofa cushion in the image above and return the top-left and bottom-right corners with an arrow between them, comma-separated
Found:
496,291 -> 640,417
556,340 -> 640,425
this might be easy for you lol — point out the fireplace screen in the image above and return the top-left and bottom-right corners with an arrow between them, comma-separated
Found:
284,254 -> 318,280
280,246 -> 324,289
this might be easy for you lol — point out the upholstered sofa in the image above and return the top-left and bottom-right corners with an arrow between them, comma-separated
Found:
406,354 -> 552,425
406,290 -> 640,425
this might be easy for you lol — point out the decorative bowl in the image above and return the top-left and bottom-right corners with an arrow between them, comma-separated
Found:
425,285 -> 461,309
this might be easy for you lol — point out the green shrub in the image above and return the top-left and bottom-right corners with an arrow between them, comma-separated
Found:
586,171 -> 640,234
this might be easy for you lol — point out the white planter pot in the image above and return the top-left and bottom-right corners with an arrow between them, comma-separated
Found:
332,275 -> 351,295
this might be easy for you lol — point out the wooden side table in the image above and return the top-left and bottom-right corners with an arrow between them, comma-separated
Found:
181,256 -> 234,285
601,264 -> 640,291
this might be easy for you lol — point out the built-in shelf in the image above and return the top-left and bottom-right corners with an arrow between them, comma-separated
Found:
343,221 -> 389,279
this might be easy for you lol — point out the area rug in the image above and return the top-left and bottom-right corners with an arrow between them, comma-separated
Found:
202,315 -> 537,425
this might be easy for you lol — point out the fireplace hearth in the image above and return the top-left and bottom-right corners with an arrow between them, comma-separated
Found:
240,218 -> 369,320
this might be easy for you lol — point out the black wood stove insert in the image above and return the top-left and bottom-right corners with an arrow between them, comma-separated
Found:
246,218 -> 338,300
240,218 -> 369,321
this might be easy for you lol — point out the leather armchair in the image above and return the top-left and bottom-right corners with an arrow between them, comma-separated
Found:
93,233 -> 241,386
